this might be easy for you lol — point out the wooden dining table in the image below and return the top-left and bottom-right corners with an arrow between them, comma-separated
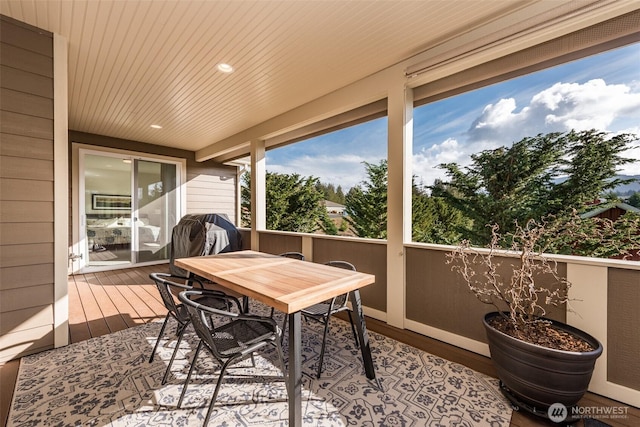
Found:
174,250 -> 379,427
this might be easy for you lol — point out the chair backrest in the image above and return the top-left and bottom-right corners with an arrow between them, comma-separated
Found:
279,251 -> 305,260
324,261 -> 356,307
150,273 -> 193,322
178,289 -> 240,362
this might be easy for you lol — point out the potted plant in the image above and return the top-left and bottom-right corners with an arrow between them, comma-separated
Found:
447,214 -> 613,421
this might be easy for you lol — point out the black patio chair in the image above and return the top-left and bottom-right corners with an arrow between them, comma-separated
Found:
176,289 -> 287,426
148,273 -> 231,385
283,260 -> 360,378
278,251 -> 305,260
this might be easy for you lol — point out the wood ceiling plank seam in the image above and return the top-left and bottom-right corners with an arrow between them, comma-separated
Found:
49,0 -> 63,37
229,7 -> 328,85
120,1 -> 248,135
15,0 -> 32,23
75,0 -> 116,129
97,2 -> 169,132
0,2 -> 21,20
85,0 -> 150,132
215,4 -> 496,133
165,70 -> 254,127
75,1 -> 110,127
153,70 -> 250,134
67,0 -> 92,129
135,2 -> 276,131
84,1 -> 134,134
346,4 -> 440,66
131,1 -> 244,129
35,0 -> 49,30
108,3 -> 186,135
118,1 -> 215,129
92,2 -> 137,132
100,1 -> 176,134
169,11 -> 336,135
1,0 -> 598,151
144,3 -> 253,106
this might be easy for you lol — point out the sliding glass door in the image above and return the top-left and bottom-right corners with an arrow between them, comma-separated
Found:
79,150 -> 180,271
134,159 -> 177,263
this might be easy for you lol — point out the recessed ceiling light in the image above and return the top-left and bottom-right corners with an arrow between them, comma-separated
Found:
150,124 -> 162,129
217,63 -> 234,73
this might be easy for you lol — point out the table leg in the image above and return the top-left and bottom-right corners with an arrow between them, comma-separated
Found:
349,289 -> 382,390
288,311 -> 302,426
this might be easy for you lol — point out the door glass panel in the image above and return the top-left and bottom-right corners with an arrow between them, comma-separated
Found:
135,160 -> 177,262
84,154 -> 133,267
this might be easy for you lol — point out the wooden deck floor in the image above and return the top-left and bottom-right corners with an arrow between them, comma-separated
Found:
2,265 -> 638,427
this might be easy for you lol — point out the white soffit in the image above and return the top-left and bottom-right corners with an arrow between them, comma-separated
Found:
1,0 -> 632,156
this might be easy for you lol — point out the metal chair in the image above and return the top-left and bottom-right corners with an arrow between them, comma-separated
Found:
278,251 -> 305,260
282,260 -> 360,378
148,273 -> 231,385
177,289 -> 287,426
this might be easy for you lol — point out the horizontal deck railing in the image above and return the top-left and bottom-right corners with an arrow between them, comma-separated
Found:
246,228 -> 640,407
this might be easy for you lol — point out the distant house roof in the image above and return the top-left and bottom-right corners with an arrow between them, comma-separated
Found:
324,200 -> 345,209
580,202 -> 640,219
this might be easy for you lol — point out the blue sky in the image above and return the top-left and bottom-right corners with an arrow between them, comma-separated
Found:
267,43 -> 640,190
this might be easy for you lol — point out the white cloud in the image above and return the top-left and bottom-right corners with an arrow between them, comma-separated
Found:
268,153 -> 379,189
412,138 -> 468,187
467,79 -> 640,145
414,79 -> 640,185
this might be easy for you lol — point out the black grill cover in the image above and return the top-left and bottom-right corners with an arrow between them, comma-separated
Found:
169,213 -> 242,276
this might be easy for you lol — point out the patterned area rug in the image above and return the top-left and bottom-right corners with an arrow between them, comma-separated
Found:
9,305 -> 511,426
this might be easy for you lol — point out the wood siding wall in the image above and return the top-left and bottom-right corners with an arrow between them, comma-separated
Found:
186,162 -> 236,221
69,131 -> 238,224
0,15 -> 55,363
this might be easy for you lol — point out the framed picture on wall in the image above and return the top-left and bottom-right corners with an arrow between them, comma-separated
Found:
92,194 -> 131,210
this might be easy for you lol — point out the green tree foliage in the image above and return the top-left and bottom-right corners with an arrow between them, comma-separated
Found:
241,171 -> 336,234
628,192 -> 640,208
432,130 -> 637,246
548,130 -> 635,211
345,161 -> 388,239
344,161 -> 471,243
316,182 -> 346,205
412,180 -> 472,245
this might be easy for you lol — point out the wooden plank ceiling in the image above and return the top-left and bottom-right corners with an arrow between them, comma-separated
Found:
0,0 -> 588,154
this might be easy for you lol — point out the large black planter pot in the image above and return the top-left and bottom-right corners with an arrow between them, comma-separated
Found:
483,312 -> 603,419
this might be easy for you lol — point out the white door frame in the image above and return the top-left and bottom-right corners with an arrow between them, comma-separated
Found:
70,143 -> 186,274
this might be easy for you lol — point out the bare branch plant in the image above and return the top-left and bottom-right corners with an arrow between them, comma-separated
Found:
448,210 -> 639,342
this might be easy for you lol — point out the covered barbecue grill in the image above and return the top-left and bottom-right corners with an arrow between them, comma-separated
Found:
169,213 -> 242,276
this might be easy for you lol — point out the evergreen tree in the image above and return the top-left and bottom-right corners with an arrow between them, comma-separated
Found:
241,171 -> 335,234
548,130 -> 635,212
412,179 -> 471,244
628,192 -> 640,208
336,185 -> 346,205
432,130 -> 637,246
345,161 -> 388,239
